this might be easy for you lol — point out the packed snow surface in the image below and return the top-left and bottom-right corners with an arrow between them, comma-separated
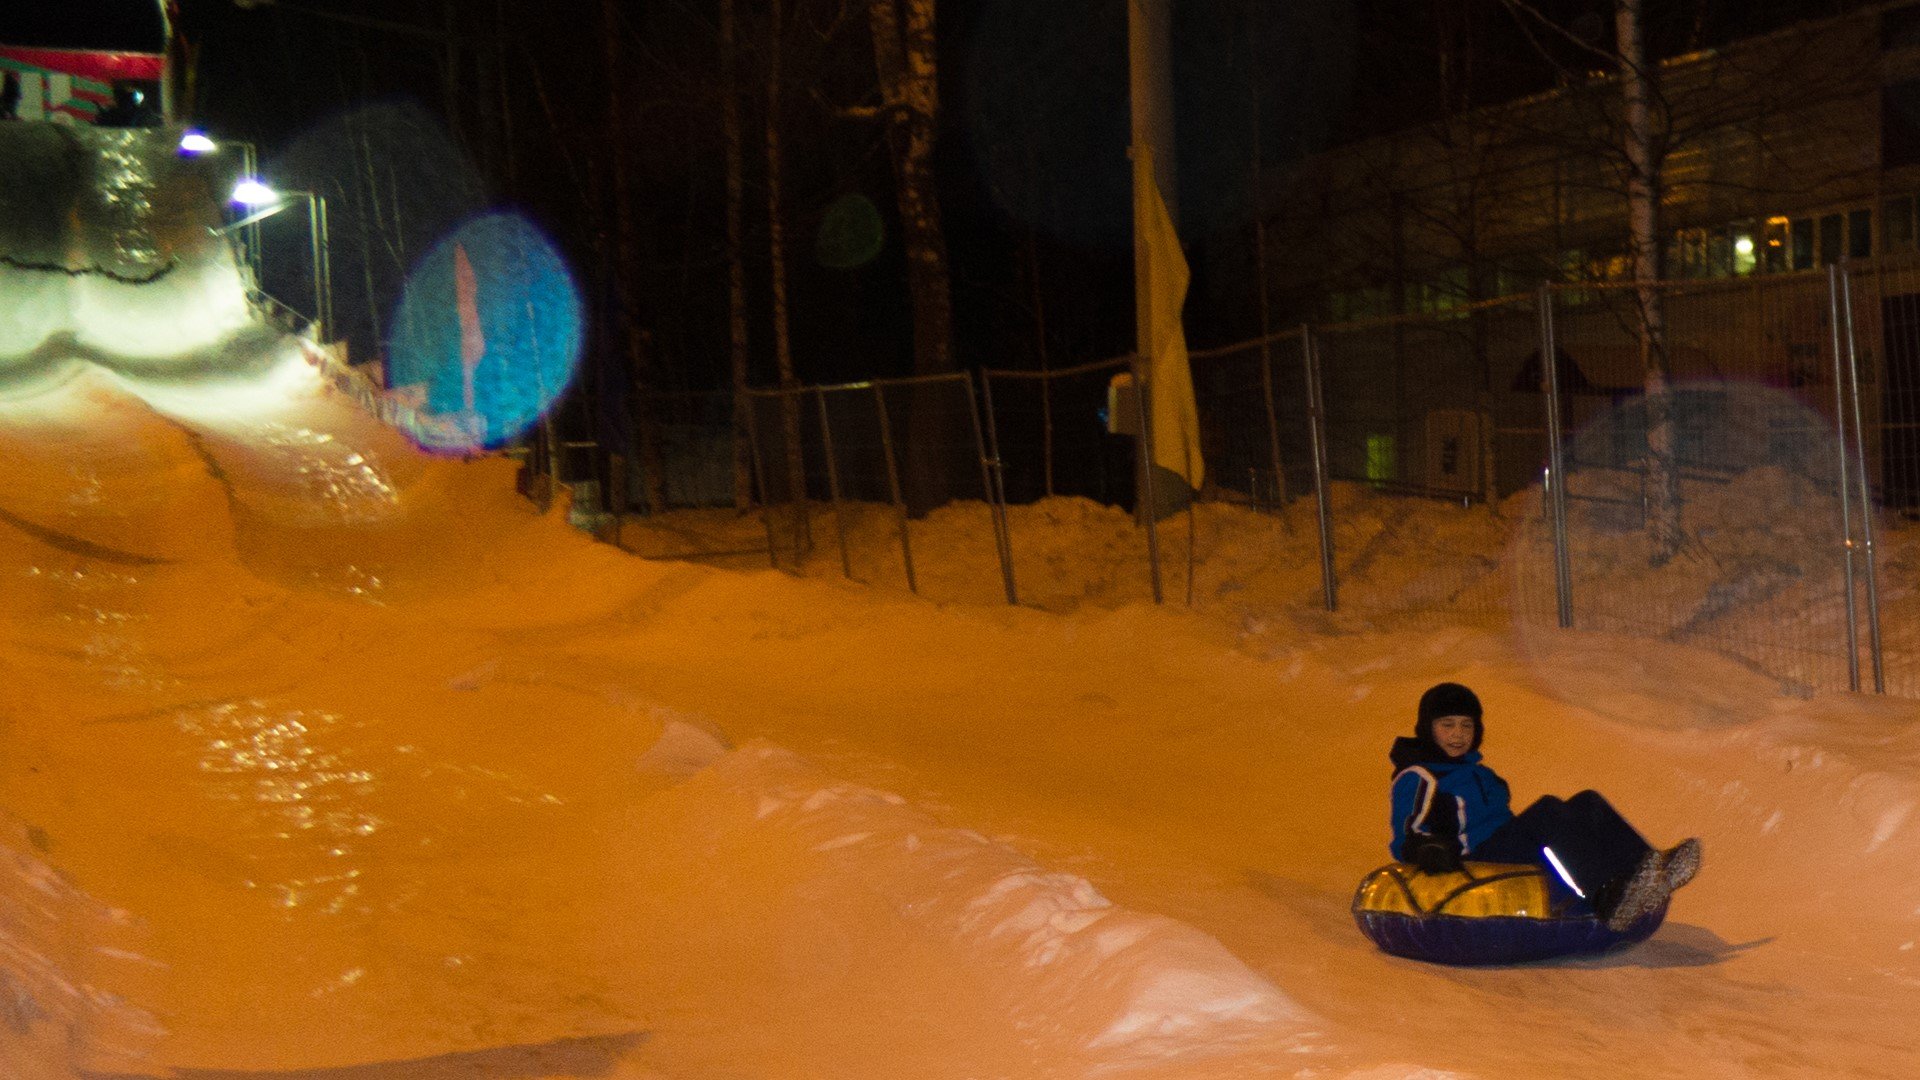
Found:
2,352 -> 1919,1080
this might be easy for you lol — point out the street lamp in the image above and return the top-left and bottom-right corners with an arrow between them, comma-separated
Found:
228,178 -> 333,341
182,131 -> 264,279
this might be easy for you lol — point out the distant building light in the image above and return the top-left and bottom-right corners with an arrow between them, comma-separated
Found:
1767,215 -> 1791,225
179,131 -> 217,154
1734,235 -> 1755,256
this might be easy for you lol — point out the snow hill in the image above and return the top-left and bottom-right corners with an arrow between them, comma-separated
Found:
0,350 -> 1917,1080
2,119 -> 1917,1080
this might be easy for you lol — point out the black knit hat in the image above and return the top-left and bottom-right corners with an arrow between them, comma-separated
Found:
1416,682 -> 1484,752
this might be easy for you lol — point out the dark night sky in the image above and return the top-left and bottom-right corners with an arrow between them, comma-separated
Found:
13,1 -> 1882,394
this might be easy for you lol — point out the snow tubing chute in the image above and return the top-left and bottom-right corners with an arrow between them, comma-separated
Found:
1352,861 -> 1665,965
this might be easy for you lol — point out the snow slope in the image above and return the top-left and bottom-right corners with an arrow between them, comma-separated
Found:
2,351 -> 1918,1079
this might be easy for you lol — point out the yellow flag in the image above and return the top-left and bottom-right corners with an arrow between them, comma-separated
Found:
1133,153 -> 1204,490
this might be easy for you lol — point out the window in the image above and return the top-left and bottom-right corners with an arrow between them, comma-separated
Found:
1820,214 -> 1843,265
1731,222 -> 1758,275
1886,8 -> 1920,52
1885,81 -> 1920,168
1792,218 -> 1814,270
1706,227 -> 1736,278
1884,197 -> 1916,252
1763,216 -> 1790,273
1849,209 -> 1873,260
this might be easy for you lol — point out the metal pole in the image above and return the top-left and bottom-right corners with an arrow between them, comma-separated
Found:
976,372 -> 1018,604
814,388 -> 853,579
742,391 -> 780,568
1185,501 -> 1196,607
314,194 -> 333,341
873,384 -> 918,594
1040,369 -> 1056,498
1828,264 -> 1863,692
1539,284 -> 1574,629
1260,338 -> 1287,509
961,374 -> 1019,605
1134,358 -> 1165,605
305,193 -> 327,340
240,143 -> 261,283
1840,269 -> 1886,692
1302,326 -> 1337,611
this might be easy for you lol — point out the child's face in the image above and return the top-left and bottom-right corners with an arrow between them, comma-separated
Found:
1432,714 -> 1477,758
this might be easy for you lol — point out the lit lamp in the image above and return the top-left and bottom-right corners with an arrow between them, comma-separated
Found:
228,178 -> 333,341
183,132 -> 265,278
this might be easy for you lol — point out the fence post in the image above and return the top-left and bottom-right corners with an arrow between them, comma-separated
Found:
976,373 -> 1019,605
962,374 -> 1019,605
1260,334 -> 1287,509
814,388 -> 854,580
873,383 -> 918,594
742,391 -> 780,568
1302,326 -> 1337,612
1040,368 -> 1057,498
1538,284 -> 1574,629
1840,269 -> 1886,692
1132,356 -> 1165,605
1828,265 -> 1864,692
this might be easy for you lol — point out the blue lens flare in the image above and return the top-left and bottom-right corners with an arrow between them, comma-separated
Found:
386,214 -> 582,450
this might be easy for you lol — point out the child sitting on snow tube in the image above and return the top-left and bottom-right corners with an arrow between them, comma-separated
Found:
1387,682 -> 1700,934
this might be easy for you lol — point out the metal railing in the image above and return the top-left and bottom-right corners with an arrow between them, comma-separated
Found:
568,267 -> 1913,699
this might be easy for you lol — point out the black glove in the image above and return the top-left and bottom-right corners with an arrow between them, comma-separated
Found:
1411,837 -> 1464,875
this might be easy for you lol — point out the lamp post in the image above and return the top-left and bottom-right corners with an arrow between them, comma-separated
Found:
185,131 -> 265,280
230,178 -> 333,341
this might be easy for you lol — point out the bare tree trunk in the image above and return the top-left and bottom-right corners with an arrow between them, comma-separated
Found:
869,0 -> 954,378
1617,0 -> 1680,563
493,0 -> 517,194
600,0 -> 668,516
441,0 -> 462,149
870,0 -> 956,512
1023,224 -> 1054,499
768,0 -> 809,551
722,0 -> 753,510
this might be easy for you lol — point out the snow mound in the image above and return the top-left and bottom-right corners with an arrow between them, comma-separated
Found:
0,811 -> 161,1079
662,742 -> 1322,1074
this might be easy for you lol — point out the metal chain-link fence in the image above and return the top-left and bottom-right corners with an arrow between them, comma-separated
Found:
566,268 -> 1914,700
1514,274 -> 1864,695
741,374 -> 1015,604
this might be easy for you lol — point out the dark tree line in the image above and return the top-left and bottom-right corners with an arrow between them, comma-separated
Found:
174,1 -> 1862,521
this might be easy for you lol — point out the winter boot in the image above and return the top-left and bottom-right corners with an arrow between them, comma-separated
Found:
1662,837 -> 1702,893
1604,839 -> 1701,932
1604,851 -> 1667,932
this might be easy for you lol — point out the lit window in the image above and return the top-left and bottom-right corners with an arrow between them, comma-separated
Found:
1732,224 -> 1757,276
1763,217 -> 1790,274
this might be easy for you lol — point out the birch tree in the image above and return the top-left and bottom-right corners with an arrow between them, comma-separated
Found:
1614,0 -> 1680,563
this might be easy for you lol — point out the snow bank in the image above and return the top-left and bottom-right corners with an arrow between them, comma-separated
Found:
0,810 -> 161,1079
7,346 -> 1920,1078
622,745 -> 1328,1068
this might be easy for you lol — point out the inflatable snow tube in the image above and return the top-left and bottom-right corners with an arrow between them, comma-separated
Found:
1352,861 -> 1665,965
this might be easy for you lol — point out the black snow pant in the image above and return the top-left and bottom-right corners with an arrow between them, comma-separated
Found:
1468,790 -> 1652,911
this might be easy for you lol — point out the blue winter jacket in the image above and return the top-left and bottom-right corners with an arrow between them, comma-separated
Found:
1388,737 -> 1514,860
